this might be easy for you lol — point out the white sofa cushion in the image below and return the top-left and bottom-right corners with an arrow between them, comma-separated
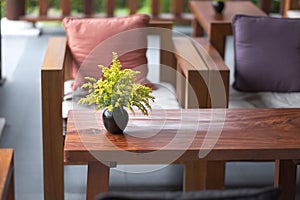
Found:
287,10 -> 300,18
229,87 -> 300,108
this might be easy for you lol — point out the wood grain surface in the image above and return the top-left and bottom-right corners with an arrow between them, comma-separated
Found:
65,108 -> 300,163
0,149 -> 14,200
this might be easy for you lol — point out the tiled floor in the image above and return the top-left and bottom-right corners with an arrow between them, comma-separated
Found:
0,22 -> 300,200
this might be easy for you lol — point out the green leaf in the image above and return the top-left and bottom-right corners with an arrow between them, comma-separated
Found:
78,52 -> 155,115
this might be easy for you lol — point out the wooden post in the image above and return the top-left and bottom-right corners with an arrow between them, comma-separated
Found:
274,160 -> 297,200
184,161 -> 225,191
172,0 -> 183,17
86,162 -> 110,200
5,0 -> 25,20
84,0 -> 93,16
127,0 -> 138,14
151,0 -> 160,17
38,0 -> 49,16
106,0 -> 115,17
259,0 -> 271,14
61,0 -> 71,16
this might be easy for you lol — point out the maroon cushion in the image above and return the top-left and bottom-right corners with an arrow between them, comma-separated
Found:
232,15 -> 300,92
63,14 -> 150,90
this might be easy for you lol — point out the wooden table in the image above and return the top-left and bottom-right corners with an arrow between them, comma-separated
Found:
189,1 -> 266,58
65,108 -> 300,200
0,149 -> 14,200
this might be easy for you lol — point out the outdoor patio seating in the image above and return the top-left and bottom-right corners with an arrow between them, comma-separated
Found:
41,14 -> 229,199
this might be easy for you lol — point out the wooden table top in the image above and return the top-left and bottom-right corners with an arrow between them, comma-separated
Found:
189,1 -> 266,27
64,109 -> 300,164
0,149 -> 14,200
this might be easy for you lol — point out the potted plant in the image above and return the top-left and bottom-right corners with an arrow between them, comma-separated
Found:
212,0 -> 225,14
78,52 -> 155,134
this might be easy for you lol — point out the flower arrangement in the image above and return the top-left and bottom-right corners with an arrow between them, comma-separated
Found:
78,52 -> 155,116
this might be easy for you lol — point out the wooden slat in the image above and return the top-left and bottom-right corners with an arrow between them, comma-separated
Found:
172,0 -> 184,17
127,0 -> 138,14
61,0 -> 71,16
42,38 -> 66,200
38,0 -> 48,16
106,0 -> 116,17
84,0 -> 93,16
5,0 -> 26,20
10,0 -> 193,24
151,0 -> 160,17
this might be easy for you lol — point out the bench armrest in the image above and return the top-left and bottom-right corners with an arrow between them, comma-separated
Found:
41,37 -> 67,199
173,37 -> 229,108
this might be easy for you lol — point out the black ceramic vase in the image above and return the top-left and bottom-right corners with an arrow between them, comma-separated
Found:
212,1 -> 225,14
102,107 -> 129,134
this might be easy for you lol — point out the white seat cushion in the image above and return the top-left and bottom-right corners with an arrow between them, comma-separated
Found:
229,87 -> 300,108
63,80 -> 180,119
287,10 -> 300,18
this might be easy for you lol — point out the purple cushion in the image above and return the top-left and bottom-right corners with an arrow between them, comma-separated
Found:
232,15 -> 300,92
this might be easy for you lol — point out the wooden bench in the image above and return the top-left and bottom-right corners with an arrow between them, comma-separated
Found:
0,149 -> 14,200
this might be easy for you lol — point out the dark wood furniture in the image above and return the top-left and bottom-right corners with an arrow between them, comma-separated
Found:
0,149 -> 15,200
41,21 -> 229,199
65,108 -> 300,200
189,1 -> 266,58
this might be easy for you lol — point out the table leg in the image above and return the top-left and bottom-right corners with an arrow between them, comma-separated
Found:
7,169 -> 14,200
280,0 -> 299,17
192,18 -> 204,37
259,0 -> 271,14
86,161 -> 110,200
274,160 -> 297,200
209,24 -> 232,59
183,160 -> 225,191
